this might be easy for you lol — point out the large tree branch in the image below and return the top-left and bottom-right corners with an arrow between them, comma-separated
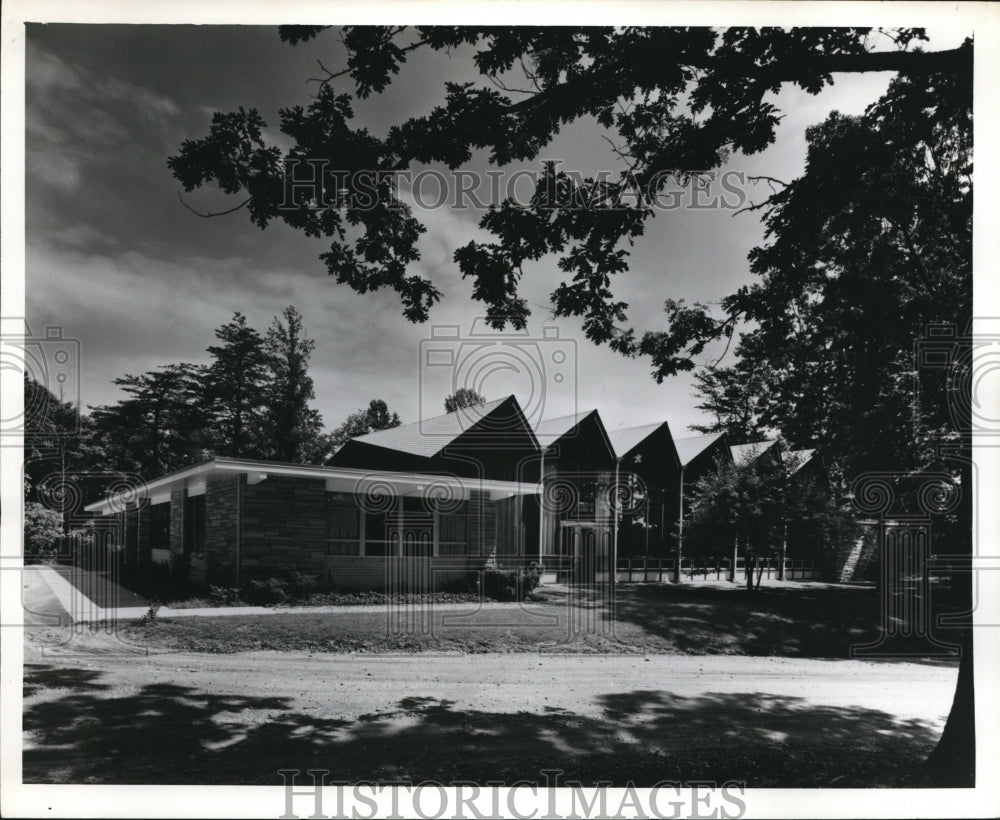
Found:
508,42 -> 972,114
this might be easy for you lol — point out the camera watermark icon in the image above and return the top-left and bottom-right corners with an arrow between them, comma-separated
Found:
915,321 -> 1000,437
419,319 -> 577,434
0,318 -> 81,437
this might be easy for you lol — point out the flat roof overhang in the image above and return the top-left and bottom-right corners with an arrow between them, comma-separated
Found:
83,456 -> 542,515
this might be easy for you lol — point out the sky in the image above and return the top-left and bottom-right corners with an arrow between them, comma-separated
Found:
23,23 -> 971,439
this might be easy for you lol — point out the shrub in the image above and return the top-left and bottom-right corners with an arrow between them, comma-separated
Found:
479,562 -> 541,602
245,577 -> 289,605
120,561 -> 190,600
284,569 -> 320,598
24,502 -> 64,563
208,585 -> 242,606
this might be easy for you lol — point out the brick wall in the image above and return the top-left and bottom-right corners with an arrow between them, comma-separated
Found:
205,475 -> 240,585
239,475 -> 328,580
136,501 -> 152,566
326,555 -> 478,592
169,488 -> 185,557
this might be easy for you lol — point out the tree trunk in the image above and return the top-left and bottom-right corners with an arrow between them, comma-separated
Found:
913,628 -> 975,786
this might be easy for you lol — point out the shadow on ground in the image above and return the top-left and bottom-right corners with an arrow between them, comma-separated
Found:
606,583 -> 961,658
24,663 -> 944,787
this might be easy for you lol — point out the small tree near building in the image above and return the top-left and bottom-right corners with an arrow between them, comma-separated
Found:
444,388 -> 486,413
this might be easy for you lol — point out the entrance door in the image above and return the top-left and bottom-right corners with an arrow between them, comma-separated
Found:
560,522 -> 611,583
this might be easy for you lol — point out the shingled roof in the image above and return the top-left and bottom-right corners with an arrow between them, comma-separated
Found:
533,409 -> 615,459
673,432 -> 727,467
349,395 -> 532,459
782,448 -> 817,474
730,439 -> 779,465
607,421 -> 671,459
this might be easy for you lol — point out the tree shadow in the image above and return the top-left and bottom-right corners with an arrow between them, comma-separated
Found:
23,665 -> 952,787
606,583 -> 958,658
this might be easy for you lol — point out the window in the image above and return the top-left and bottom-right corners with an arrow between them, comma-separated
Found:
438,501 -> 469,556
183,495 -> 206,554
327,495 -> 361,556
149,502 -> 171,551
575,482 -> 598,520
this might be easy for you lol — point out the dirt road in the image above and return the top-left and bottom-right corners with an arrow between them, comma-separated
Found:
22,632 -> 956,787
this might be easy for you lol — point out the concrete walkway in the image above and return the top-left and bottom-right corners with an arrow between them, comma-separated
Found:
24,566 -> 556,623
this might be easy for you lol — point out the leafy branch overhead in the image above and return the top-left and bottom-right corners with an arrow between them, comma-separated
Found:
168,26 -> 971,377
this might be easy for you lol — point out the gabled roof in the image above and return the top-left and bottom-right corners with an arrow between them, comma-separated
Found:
782,448 -> 817,475
730,439 -> 779,466
607,420 -> 673,460
533,409 -> 615,459
347,395 -> 536,459
673,432 -> 727,467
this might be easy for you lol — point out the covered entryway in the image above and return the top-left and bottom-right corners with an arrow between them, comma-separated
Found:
559,521 -> 612,583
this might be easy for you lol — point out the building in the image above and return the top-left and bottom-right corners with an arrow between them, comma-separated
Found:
533,410 -> 617,583
82,400 -> 833,591
84,396 -> 542,592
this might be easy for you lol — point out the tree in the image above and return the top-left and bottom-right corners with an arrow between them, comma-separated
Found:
205,312 -> 269,458
444,388 -> 486,413
89,363 -> 210,478
261,306 -> 329,462
330,399 -> 401,449
686,446 -> 855,588
650,68 -> 971,480
24,373 -> 105,496
690,361 -> 773,444
169,27 -> 969,357
24,501 -> 65,562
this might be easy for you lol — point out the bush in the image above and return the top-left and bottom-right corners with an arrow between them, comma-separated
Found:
24,502 -> 64,562
209,585 -> 242,606
120,561 -> 189,600
479,562 -> 541,602
245,577 -> 289,605
284,569 -> 320,598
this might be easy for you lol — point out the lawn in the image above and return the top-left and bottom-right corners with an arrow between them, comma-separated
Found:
116,582 -> 933,659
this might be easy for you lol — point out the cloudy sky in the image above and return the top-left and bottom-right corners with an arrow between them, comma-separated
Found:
24,23 -> 970,438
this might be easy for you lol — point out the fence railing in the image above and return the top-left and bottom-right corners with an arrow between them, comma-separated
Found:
614,556 -> 820,582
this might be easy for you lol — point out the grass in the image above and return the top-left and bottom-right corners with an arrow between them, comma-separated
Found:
116,581 -> 959,659
163,590 -> 489,609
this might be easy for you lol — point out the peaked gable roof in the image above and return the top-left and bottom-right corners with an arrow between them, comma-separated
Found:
533,409 -> 615,459
782,448 -> 817,475
730,439 -> 779,466
346,395 -> 537,460
608,420 -> 674,460
673,432 -> 727,468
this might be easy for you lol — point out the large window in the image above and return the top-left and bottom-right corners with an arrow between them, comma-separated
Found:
438,501 -> 470,556
327,493 -> 361,556
149,502 -> 171,552
183,494 -> 206,553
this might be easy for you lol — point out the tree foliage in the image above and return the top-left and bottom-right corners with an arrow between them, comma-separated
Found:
690,361 -> 773,444
682,68 -> 970,480
90,363 -> 210,478
262,306 -> 329,463
24,500 -> 65,562
169,26 -> 969,358
686,447 -> 856,571
330,399 -> 402,449
444,387 -> 486,413
84,307 -> 333,477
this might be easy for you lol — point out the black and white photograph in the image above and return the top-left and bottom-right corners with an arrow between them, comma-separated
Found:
1,2 -> 998,817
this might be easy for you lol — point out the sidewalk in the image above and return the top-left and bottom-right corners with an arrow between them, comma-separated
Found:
24,566 -> 553,623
